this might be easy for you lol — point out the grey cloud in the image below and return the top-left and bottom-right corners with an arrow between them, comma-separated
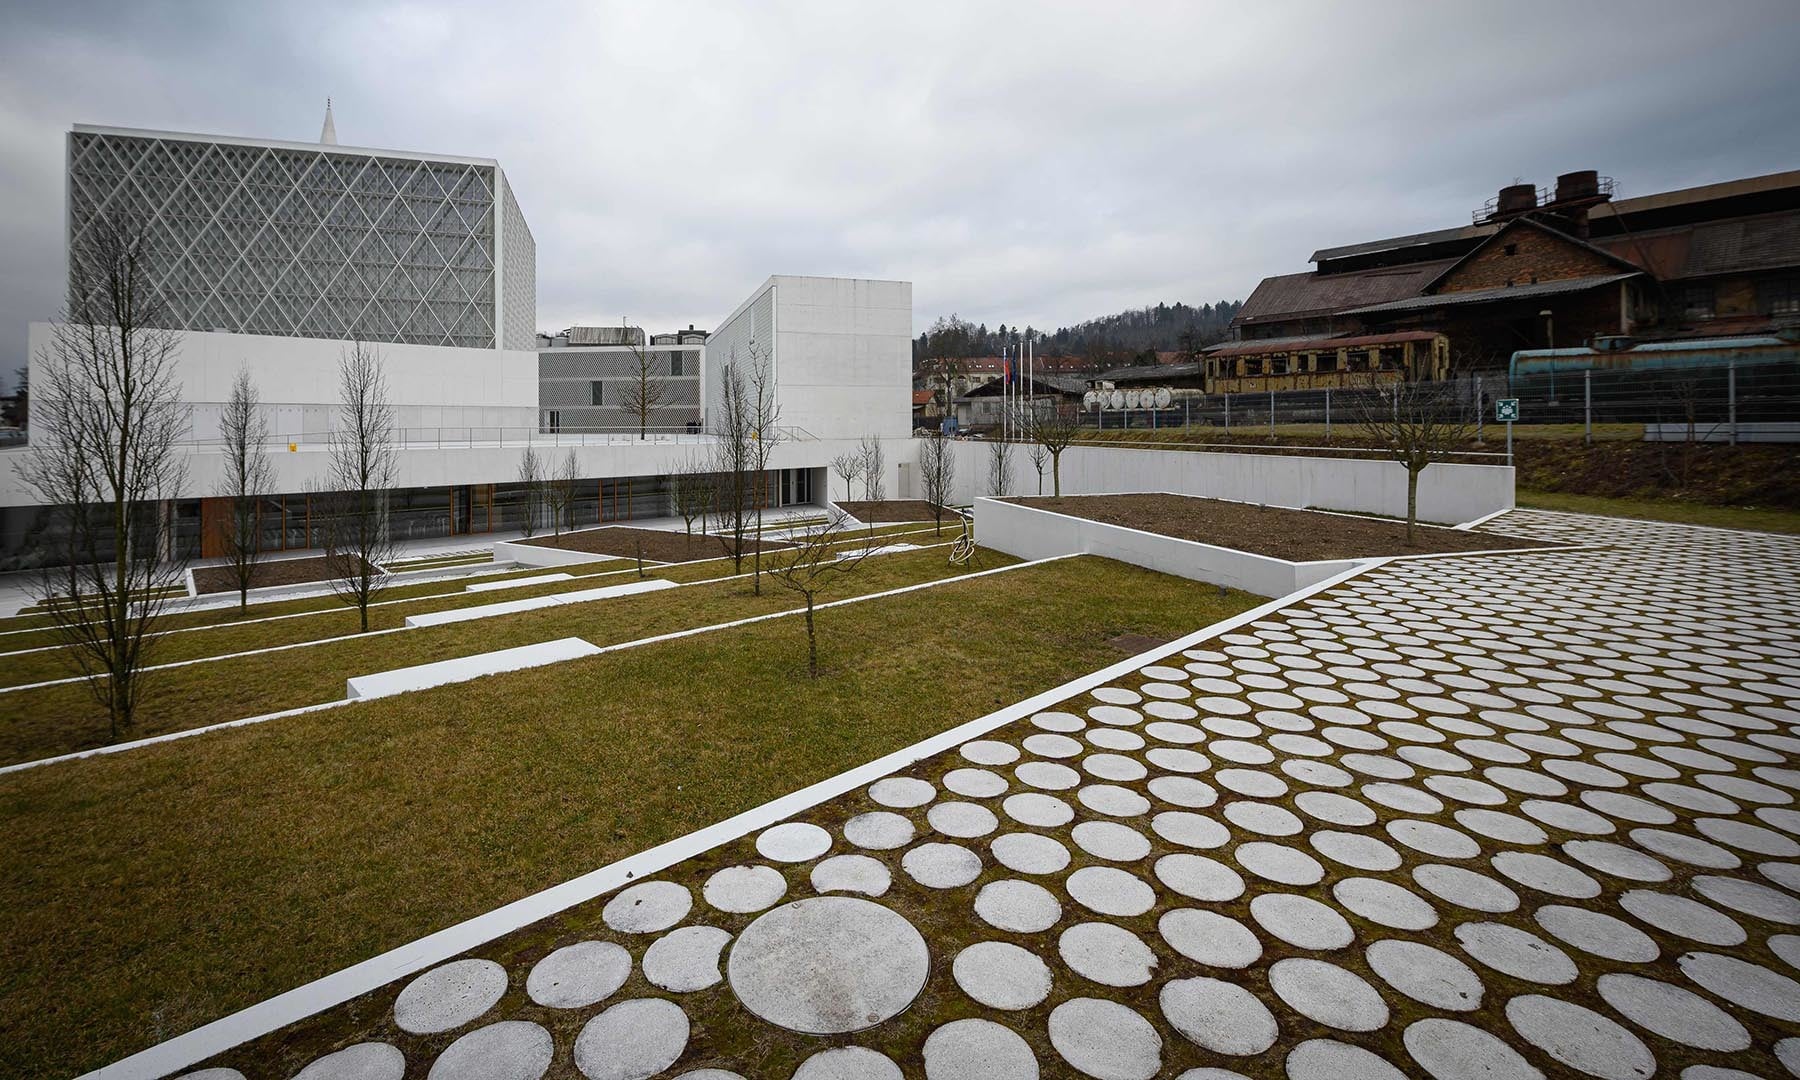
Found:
0,0 -> 1794,383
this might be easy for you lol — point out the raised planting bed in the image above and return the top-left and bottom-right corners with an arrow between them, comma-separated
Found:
978,493 -> 1549,596
836,499 -> 954,523
1011,494 -> 1537,560
190,555 -> 377,595
507,526 -> 791,566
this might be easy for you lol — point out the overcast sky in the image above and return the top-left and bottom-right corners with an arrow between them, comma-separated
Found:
1,0 -> 1797,380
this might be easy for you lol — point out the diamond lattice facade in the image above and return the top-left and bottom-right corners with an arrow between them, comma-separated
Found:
66,125 -> 535,350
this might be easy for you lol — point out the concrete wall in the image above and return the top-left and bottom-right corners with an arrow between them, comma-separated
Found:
0,432 -> 876,508
708,275 -> 913,442
974,496 -> 1361,596
905,439 -> 1512,525
25,322 -> 540,445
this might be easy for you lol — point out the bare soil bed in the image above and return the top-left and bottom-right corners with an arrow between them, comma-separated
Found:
518,526 -> 789,563
191,555 -> 376,594
836,499 -> 950,522
1011,494 -> 1545,561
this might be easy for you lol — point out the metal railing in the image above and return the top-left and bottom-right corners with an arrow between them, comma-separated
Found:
167,424 -> 820,452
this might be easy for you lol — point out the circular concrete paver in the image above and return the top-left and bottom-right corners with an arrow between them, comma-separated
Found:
1160,976 -> 1278,1056
1269,958 -> 1388,1032
394,958 -> 508,1035
792,1047 -> 902,1080
952,941 -> 1052,1010
922,1018 -> 1039,1080
602,881 -> 693,934
812,853 -> 892,896
756,822 -> 832,863
643,925 -> 730,993
1059,922 -> 1158,987
429,1021 -> 553,1080
902,842 -> 983,888
1048,997 -> 1162,1080
294,1043 -> 405,1080
1503,995 -> 1654,1080
525,940 -> 631,1009
573,999 -> 689,1080
976,879 -> 1063,932
727,897 -> 929,1034
703,865 -> 787,913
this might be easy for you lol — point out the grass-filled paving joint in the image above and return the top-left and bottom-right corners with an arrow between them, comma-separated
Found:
0,554 -> 1260,1077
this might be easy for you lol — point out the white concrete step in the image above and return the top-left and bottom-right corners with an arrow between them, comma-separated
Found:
345,637 -> 601,700
404,577 -> 677,628
466,572 -> 572,593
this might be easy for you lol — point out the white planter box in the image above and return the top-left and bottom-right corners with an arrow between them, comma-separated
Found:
494,534 -> 629,568
974,496 -> 1363,597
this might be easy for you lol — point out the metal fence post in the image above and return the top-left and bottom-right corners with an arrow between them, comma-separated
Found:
1584,369 -> 1592,446
1728,357 -> 1738,445
1224,393 -> 1230,432
1269,389 -> 1275,438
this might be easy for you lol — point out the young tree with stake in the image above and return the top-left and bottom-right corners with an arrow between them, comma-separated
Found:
710,354 -> 756,572
1354,374 -> 1472,545
767,509 -> 874,678
986,434 -> 1013,496
918,430 -> 956,535
746,344 -> 782,596
515,446 -> 544,537
548,449 -> 579,536
1021,402 -> 1081,496
319,343 -> 399,632
15,212 -> 189,737
617,341 -> 669,439
859,435 -> 886,501
830,451 -> 863,503
215,367 -> 275,611
672,453 -> 714,539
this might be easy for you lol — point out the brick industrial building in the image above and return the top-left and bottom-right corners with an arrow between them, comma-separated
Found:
1208,169 -> 1800,390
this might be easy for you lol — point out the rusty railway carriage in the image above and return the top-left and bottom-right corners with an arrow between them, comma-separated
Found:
1201,330 -> 1450,395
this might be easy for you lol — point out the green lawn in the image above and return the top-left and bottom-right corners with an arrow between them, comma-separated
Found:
0,555 -> 1260,1078
1516,489 -> 1800,534
0,537 -> 979,766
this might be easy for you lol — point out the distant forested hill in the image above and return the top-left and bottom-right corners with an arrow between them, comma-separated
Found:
914,300 -> 1243,370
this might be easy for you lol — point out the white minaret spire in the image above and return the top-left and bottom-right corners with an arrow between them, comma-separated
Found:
319,98 -> 337,145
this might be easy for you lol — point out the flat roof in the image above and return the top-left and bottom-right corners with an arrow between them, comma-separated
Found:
70,123 -> 500,170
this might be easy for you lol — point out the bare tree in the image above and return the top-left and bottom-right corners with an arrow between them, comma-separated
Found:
859,435 -> 886,501
215,367 -> 275,611
1021,402 -> 1081,496
746,344 -> 782,596
986,435 -> 1013,496
1354,374 -> 1472,545
515,447 -> 544,537
15,212 -> 190,737
830,451 -> 863,503
319,343 -> 399,632
547,449 -> 579,536
918,431 -> 956,536
710,353 -> 756,572
1026,439 -> 1050,495
672,453 -> 714,537
616,342 -> 669,439
766,509 -> 875,678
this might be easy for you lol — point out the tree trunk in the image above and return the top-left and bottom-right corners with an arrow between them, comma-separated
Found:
804,596 -> 818,678
1406,466 -> 1419,546
1052,452 -> 1063,496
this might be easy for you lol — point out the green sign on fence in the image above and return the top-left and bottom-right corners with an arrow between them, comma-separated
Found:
1495,398 -> 1520,422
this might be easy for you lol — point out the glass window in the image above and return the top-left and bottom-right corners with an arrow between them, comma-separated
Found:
1759,276 -> 1800,316
590,380 -> 604,405
1677,284 -> 1716,319
670,352 -> 685,376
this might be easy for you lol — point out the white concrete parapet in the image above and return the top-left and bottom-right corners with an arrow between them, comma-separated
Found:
345,637 -> 601,700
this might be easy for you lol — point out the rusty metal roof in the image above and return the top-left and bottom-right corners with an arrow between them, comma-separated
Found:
1339,273 -> 1639,316
1235,260 -> 1455,325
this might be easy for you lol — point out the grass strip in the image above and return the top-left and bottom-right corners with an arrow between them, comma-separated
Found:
1515,489 -> 1800,534
0,540 -> 990,764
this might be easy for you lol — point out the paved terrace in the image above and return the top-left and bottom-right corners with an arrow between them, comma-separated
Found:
157,509 -> 1799,1080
